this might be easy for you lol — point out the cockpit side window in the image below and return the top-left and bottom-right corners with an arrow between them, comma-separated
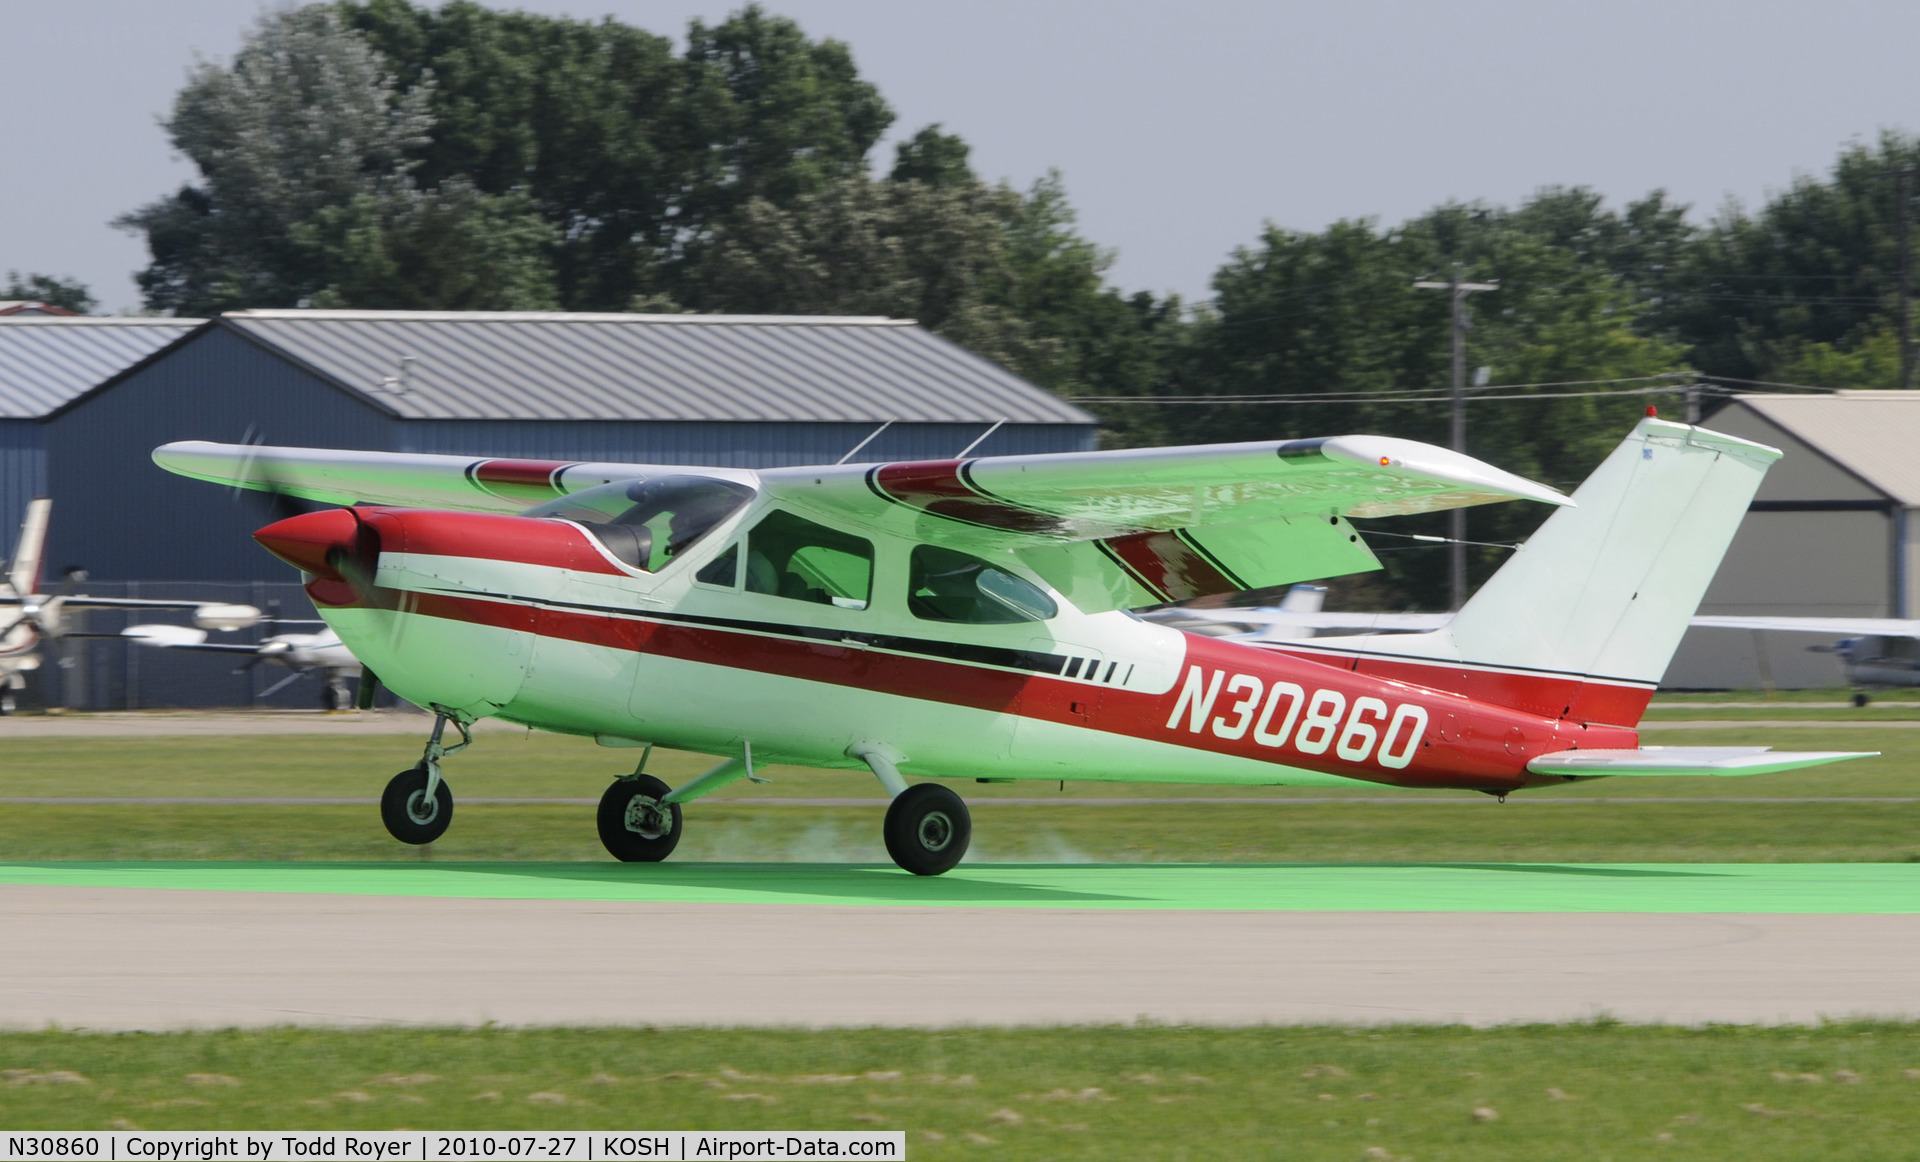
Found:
524,476 -> 754,572
908,545 -> 1057,624
745,510 -> 872,610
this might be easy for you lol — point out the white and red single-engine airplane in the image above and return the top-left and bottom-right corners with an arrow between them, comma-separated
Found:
154,414 -> 1873,874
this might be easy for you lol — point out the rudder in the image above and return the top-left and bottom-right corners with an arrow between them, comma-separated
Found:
1357,418 -> 1781,686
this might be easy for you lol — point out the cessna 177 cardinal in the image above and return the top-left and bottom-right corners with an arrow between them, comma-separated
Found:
1,498 -> 264,713
153,415 -> 1873,874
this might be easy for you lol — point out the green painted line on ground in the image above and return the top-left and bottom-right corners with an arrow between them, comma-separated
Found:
1,861 -> 1918,913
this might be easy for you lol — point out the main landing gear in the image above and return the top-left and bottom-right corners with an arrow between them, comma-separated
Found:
883,783 -> 971,876
597,773 -> 682,861
587,741 -> 973,876
380,711 -> 470,845
374,718 -> 972,875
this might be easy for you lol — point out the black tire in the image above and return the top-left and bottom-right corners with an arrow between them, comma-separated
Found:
597,774 -> 683,862
0,690 -> 14,716
1853,691 -> 1872,708
883,783 -> 971,876
321,682 -> 349,712
380,765 -> 453,845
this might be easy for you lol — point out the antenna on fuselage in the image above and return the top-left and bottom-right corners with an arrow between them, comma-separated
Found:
954,418 -> 1007,459
835,419 -> 895,465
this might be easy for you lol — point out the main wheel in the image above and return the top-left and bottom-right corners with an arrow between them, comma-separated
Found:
597,774 -> 683,862
883,783 -> 971,876
321,680 -> 351,712
0,690 -> 14,716
380,765 -> 453,844
1853,691 -> 1872,708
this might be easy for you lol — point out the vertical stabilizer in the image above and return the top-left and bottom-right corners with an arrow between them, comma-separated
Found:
7,498 -> 50,597
1355,419 -> 1780,684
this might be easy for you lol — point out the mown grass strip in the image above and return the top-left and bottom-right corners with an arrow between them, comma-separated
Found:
0,1025 -> 1917,1159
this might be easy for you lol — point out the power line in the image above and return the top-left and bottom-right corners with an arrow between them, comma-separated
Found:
1066,375 -> 1841,407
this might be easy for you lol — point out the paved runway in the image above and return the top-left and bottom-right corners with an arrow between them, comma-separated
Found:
2,863 -> 1917,1029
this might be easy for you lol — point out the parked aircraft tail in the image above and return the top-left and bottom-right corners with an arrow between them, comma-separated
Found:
6,497 -> 50,596
1342,417 -> 1781,691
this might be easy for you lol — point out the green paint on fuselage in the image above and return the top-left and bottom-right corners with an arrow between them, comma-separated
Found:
3,861 -> 1918,913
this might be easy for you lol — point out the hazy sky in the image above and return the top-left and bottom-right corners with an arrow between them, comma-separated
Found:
4,0 -> 1918,314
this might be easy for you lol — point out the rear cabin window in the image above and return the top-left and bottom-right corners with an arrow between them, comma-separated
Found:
908,545 -> 1057,624
524,476 -> 754,571
746,510 -> 873,610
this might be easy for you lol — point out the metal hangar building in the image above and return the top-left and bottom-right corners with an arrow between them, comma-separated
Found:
46,310 -> 1098,583
1665,391 -> 1920,689
0,315 -> 204,561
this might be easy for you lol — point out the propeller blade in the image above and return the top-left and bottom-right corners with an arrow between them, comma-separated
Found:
254,669 -> 308,700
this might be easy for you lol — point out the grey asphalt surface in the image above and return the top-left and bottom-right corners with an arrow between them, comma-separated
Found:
2,885 -> 1915,1029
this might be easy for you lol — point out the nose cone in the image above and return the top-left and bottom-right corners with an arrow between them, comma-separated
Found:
254,508 -> 361,580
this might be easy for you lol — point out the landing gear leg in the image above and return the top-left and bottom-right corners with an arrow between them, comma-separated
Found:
380,710 -> 470,845
850,742 -> 970,876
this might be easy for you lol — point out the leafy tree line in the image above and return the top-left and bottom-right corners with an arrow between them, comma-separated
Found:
97,3 -> 1918,607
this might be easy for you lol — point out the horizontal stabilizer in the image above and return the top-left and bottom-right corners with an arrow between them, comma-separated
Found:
1528,746 -> 1876,777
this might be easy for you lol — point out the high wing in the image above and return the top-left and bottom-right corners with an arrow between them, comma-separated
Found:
766,435 -> 1568,610
152,441 -> 719,514
154,435 -> 1568,612
1689,615 -> 1920,639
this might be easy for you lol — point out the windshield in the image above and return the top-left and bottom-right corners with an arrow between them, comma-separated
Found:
524,476 -> 755,571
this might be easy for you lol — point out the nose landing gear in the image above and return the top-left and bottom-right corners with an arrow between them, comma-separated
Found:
380,710 -> 470,845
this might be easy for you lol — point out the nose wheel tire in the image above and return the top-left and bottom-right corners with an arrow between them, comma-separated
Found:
883,783 -> 971,876
380,765 -> 453,845
598,774 -> 683,862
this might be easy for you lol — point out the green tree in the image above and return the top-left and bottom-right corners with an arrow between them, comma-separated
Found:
340,1 -> 892,310
2,272 -> 96,313
1668,131 -> 1920,382
116,6 -> 437,313
1160,191 -> 1690,609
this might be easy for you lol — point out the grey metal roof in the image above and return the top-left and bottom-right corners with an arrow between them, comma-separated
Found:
0,317 -> 203,418
219,310 -> 1097,425
1729,391 -> 1920,506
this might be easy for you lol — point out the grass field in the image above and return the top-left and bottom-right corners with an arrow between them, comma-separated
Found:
0,709 -> 1897,865
2,710 -> 1917,1156
0,716 -> 1915,862
0,1025 -> 1917,1158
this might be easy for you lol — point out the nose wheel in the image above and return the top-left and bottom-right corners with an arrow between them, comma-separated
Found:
883,783 -> 971,875
598,774 -> 683,862
381,764 -> 453,844
379,709 -> 470,845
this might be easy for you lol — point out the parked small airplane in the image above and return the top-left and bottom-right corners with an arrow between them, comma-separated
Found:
1,498 -> 263,713
153,415 -> 1873,874
1686,616 -> 1920,704
1165,594 -> 1920,705
123,612 -> 364,710
1148,584 -> 1451,640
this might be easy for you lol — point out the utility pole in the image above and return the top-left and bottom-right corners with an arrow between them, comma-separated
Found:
1900,168 -> 1914,391
1414,265 -> 1498,610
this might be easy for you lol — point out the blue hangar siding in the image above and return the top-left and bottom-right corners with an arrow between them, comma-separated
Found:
46,327 -> 392,583
0,420 -> 46,566
45,329 -> 1097,583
